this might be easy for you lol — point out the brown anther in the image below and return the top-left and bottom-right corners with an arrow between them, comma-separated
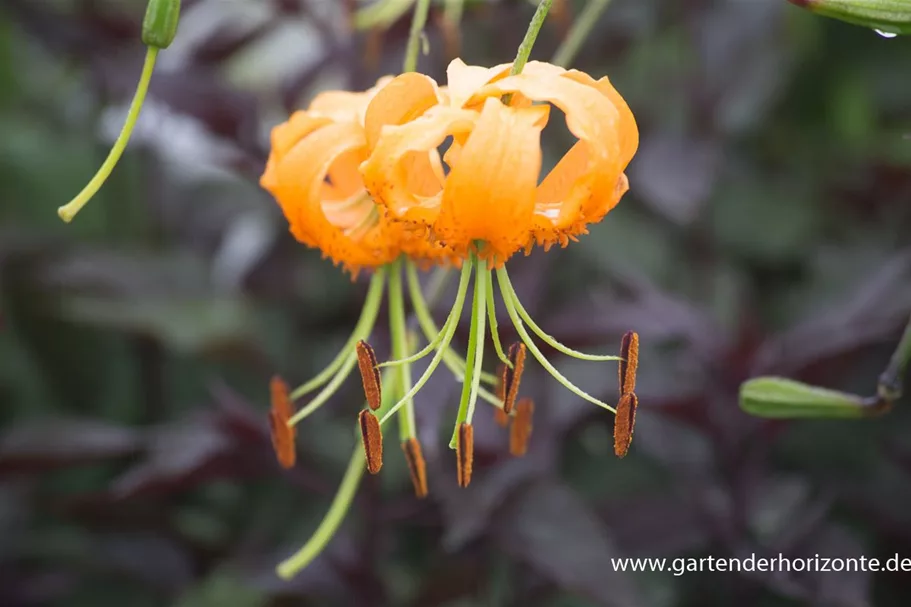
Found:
269,376 -> 297,469
456,423 -> 474,488
618,331 -> 639,396
509,398 -> 535,457
356,340 -> 382,411
359,410 -> 383,474
502,342 -> 527,414
613,392 -> 639,458
494,405 -> 510,428
401,438 -> 428,498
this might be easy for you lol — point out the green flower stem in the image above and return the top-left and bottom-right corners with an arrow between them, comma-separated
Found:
405,261 -> 498,386
380,259 -> 474,425
403,0 -> 432,72
496,267 -> 617,413
551,0 -> 613,68
444,0 -> 466,28
290,268 -> 387,401
276,363 -> 403,580
510,0 -> 554,76
388,258 -> 417,441
501,269 -> 621,362
58,47 -> 159,223
449,256 -> 488,448
354,0 -> 415,31
486,273 -> 512,368
878,312 -> 911,402
276,446 -> 366,579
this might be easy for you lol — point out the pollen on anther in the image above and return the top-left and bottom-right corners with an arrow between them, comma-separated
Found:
359,410 -> 383,474
269,376 -> 297,469
356,340 -> 382,411
502,342 -> 527,414
457,423 -> 474,488
509,398 -> 534,457
613,392 -> 638,458
401,438 -> 428,498
618,331 -> 639,397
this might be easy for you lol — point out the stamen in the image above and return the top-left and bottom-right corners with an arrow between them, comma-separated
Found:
356,340 -> 382,410
269,376 -> 297,469
619,331 -> 639,396
449,255 -> 488,447
290,268 -> 386,401
494,365 -> 510,427
509,398 -> 535,456
495,404 -> 510,428
502,342 -> 526,414
496,268 -> 616,414
486,278 -> 512,367
359,410 -> 383,474
613,392 -> 638,458
380,259 -> 474,425
457,422 -> 474,487
500,269 -> 622,362
401,438 -> 429,498
406,260 -> 498,386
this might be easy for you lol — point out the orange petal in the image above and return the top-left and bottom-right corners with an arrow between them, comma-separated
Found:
364,72 -> 442,150
270,120 -> 394,269
435,98 -> 547,263
361,105 -> 478,229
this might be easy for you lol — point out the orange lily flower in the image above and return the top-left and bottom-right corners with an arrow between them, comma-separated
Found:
260,74 -> 451,273
361,59 -> 639,265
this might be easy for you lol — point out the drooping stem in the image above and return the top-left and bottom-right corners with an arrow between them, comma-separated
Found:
276,445 -> 366,579
380,259 -> 474,425
500,269 -> 621,362
403,0 -> 432,72
290,268 -> 387,400
510,0 -> 555,76
58,47 -> 159,223
496,267 -> 616,413
551,0 -> 613,68
449,256 -> 488,448
878,312 -> 911,403
388,258 -> 417,441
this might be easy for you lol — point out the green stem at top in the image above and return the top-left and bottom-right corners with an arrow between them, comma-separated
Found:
403,0 -> 433,72
510,0 -> 555,76
58,47 -> 159,223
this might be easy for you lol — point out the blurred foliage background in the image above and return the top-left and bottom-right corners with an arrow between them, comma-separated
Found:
1,1 -> 911,606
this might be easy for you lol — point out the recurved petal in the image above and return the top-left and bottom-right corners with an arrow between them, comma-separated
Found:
361,105 -> 478,228
436,98 -> 547,263
272,121 -> 392,269
364,72 -> 442,150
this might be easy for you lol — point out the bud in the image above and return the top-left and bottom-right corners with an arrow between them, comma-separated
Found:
739,376 -> 886,418
788,0 -> 911,36
142,0 -> 181,49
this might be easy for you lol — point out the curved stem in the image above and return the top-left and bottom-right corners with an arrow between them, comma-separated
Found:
496,268 -> 616,414
510,0 -> 554,76
449,256 -> 488,448
486,275 -> 512,367
403,0 -> 432,72
380,259 -> 473,425
501,269 -> 621,362
290,269 -> 387,401
276,446 -> 366,579
388,258 -> 416,441
551,0 -> 613,68
59,47 -> 159,223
